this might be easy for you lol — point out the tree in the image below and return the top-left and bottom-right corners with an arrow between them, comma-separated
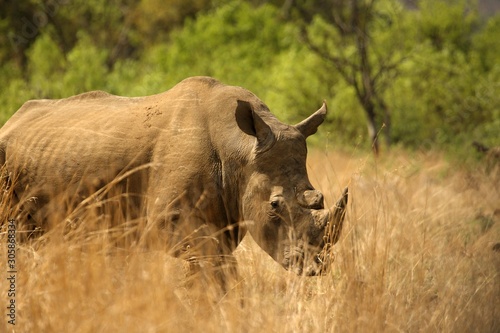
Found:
288,0 -> 408,154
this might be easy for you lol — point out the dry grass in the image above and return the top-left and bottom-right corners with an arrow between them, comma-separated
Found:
1,149 -> 499,333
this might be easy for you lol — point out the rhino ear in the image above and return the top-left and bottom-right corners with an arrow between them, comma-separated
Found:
295,101 -> 328,138
235,100 -> 275,153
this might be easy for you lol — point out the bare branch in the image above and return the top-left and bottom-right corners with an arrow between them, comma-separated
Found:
372,55 -> 408,88
301,30 -> 359,87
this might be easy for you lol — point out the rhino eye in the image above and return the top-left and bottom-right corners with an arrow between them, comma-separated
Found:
270,200 -> 280,209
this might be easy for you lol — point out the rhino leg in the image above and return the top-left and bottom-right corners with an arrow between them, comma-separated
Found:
150,192 -> 243,299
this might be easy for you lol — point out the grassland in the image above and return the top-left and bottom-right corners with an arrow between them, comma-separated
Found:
1,150 -> 499,333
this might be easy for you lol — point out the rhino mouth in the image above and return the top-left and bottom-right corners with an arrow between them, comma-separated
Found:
282,191 -> 348,276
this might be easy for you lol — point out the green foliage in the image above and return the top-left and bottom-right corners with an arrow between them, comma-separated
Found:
27,32 -> 66,98
62,32 -> 109,95
140,1 -> 294,94
473,14 -> 500,71
129,0 -> 213,48
26,31 -> 109,98
387,1 -> 499,149
0,63 -> 32,125
418,0 -> 478,52
264,46 -> 336,123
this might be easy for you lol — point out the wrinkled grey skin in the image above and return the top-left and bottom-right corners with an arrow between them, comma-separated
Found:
0,77 -> 347,276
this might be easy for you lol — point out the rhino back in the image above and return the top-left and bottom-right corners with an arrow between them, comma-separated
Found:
0,91 -> 161,207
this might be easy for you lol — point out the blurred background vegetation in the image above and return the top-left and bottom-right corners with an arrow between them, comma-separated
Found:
1,0 -> 499,155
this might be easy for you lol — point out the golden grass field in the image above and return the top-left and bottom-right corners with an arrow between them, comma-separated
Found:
1,149 -> 499,333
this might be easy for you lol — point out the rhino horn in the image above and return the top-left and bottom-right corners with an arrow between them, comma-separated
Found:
295,101 -> 327,138
325,187 -> 348,244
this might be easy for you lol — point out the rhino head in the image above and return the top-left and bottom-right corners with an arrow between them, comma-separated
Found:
236,100 -> 348,276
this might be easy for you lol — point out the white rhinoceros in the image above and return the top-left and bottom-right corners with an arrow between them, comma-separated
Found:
0,76 -> 347,276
